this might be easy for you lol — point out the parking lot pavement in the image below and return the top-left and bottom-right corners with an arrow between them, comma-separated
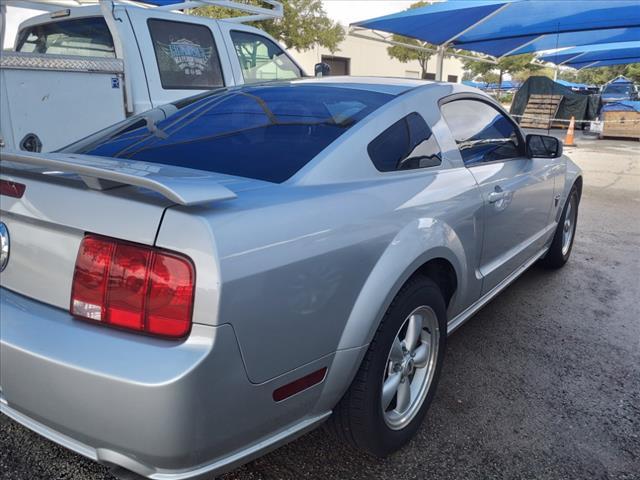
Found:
1,134 -> 639,480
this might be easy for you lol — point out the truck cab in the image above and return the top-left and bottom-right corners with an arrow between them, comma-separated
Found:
0,0 -> 305,152
600,77 -> 639,104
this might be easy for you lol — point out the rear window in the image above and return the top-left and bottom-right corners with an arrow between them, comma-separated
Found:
79,85 -> 393,183
603,84 -> 632,95
16,17 -> 115,57
148,19 -> 224,90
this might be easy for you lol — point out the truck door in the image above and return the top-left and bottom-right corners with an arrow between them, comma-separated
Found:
125,8 -> 234,108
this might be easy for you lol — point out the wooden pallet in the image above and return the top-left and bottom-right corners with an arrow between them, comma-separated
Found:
520,94 -> 563,129
601,110 -> 640,140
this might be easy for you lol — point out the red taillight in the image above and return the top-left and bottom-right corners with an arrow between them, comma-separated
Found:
71,235 -> 194,338
0,180 -> 26,198
146,254 -> 194,337
107,244 -> 152,331
71,236 -> 114,322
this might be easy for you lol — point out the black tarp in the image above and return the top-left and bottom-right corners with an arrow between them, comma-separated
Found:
510,76 -> 600,125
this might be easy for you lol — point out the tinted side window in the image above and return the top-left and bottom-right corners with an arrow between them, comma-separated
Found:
368,113 -> 441,172
148,19 -> 224,90
441,99 -> 521,166
231,31 -> 302,83
16,17 -> 115,57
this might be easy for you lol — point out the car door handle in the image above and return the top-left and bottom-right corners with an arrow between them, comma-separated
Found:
488,191 -> 506,203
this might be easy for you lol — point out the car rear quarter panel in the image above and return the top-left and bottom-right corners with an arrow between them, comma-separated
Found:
156,85 -> 485,384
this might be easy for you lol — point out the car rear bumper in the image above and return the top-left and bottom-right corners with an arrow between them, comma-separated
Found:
0,287 -> 335,479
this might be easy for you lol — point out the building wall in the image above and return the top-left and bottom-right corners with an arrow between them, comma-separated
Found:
291,33 -> 465,82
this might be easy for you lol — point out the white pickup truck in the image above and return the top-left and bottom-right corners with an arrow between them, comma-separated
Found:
0,0 -> 306,152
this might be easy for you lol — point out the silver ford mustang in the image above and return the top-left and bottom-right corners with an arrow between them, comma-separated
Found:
0,77 -> 581,479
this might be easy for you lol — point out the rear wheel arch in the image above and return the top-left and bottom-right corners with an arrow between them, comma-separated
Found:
413,257 -> 458,308
337,247 -> 463,352
336,214 -> 468,356
325,249 -> 463,415
573,176 -> 583,201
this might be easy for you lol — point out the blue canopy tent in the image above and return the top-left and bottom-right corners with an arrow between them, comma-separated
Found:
556,79 -> 590,89
462,80 -> 486,89
352,0 -> 640,80
486,80 -> 520,90
462,80 -> 519,90
555,79 -> 596,93
466,28 -> 640,57
538,42 -> 640,69
572,57 -> 640,69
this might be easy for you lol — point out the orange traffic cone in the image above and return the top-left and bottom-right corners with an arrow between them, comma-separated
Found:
564,116 -> 576,147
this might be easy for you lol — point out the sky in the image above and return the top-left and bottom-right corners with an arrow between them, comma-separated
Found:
322,0 -> 415,26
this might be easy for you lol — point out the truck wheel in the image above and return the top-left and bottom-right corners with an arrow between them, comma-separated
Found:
328,276 -> 447,457
541,186 -> 579,269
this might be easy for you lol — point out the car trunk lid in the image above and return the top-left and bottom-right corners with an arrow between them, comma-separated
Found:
0,151 -> 257,311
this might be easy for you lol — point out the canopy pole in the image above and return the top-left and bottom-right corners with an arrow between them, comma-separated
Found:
578,61 -> 599,70
434,1 -> 510,82
560,52 -> 587,66
348,27 -> 497,65
440,2 -> 512,45
498,34 -> 546,59
0,2 -> 6,52
435,45 -> 445,81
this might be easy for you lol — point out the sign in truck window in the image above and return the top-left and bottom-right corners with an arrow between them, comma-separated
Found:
147,19 -> 224,90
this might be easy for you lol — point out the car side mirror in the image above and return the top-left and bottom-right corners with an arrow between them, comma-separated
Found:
526,134 -> 563,158
314,62 -> 331,77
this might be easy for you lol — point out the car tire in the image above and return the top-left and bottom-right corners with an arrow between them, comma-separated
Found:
327,275 -> 447,457
541,186 -> 579,269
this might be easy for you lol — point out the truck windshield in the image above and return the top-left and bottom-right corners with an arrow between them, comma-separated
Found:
16,17 -> 115,58
80,84 -> 393,183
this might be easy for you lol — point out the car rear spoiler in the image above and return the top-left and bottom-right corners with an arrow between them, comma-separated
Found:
0,151 -> 237,206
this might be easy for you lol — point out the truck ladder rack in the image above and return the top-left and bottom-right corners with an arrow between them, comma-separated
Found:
154,0 -> 283,22
0,0 -> 283,23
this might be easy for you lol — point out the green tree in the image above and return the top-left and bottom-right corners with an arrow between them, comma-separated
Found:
624,63 -> 640,83
477,71 -> 500,85
193,0 -> 344,52
571,64 -> 640,85
387,34 -> 436,79
386,1 -> 449,79
623,63 -> 640,83
462,53 -> 542,88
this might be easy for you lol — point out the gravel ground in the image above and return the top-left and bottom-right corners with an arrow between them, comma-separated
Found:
1,133 -> 639,480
